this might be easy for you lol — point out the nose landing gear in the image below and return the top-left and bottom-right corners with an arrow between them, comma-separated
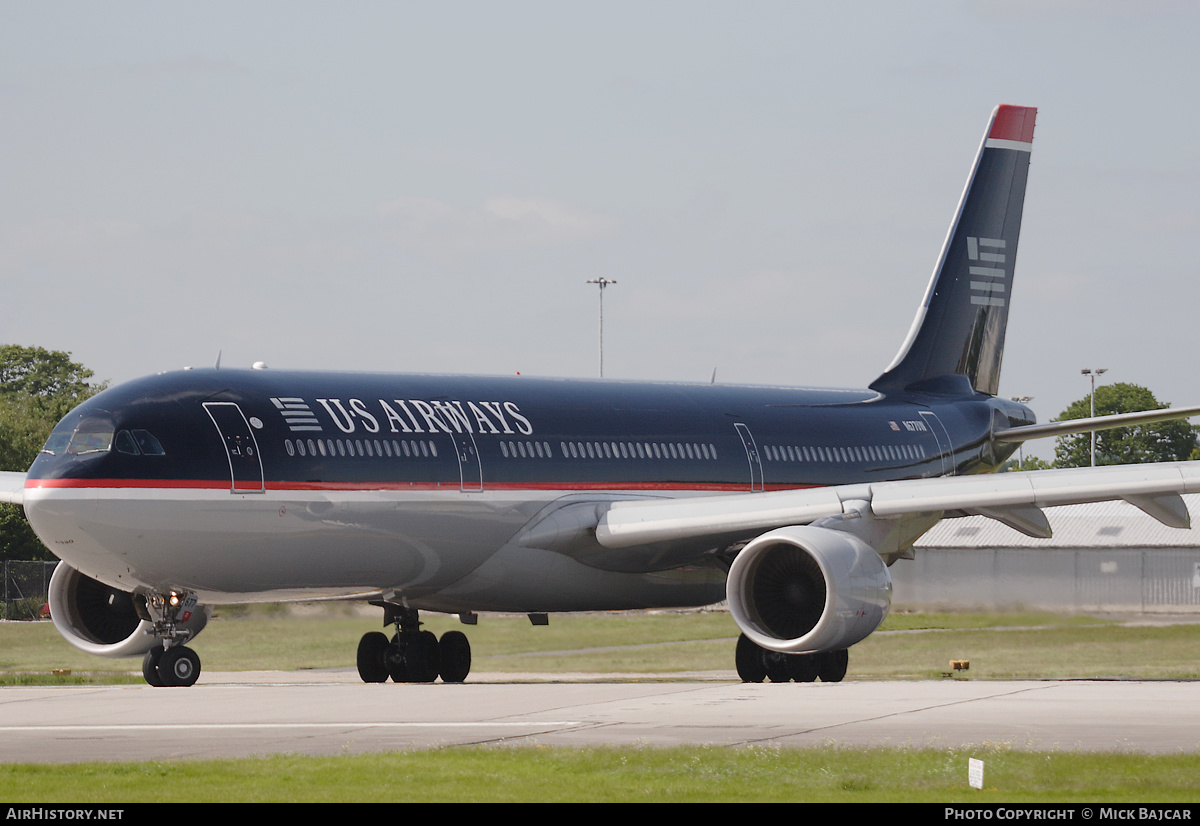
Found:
142,643 -> 202,687
139,590 -> 203,687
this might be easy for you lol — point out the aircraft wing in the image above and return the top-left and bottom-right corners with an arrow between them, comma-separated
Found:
595,461 -> 1200,548
0,471 -> 26,506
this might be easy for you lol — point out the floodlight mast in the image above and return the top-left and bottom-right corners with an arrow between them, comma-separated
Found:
1010,396 -> 1034,467
585,278 -> 617,377
1081,368 -> 1108,466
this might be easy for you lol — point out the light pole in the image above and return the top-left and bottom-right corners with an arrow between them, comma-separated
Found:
585,278 -> 617,377
1081,368 -> 1108,466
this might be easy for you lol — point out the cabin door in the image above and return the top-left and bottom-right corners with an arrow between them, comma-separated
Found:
455,433 -> 483,492
919,410 -> 954,477
203,402 -> 266,493
734,423 -> 764,492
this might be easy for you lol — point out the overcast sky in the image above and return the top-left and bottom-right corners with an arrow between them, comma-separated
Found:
2,2 -> 1198,459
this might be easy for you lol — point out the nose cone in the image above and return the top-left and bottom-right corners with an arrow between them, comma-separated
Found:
20,372 -> 227,590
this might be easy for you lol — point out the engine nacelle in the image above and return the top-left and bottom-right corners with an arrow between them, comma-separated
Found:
726,525 -> 891,654
48,563 -> 210,658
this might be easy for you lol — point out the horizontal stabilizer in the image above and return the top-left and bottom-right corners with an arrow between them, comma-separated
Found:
994,404 -> 1200,443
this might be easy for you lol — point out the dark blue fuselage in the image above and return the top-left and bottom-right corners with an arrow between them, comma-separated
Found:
28,368 -> 1034,494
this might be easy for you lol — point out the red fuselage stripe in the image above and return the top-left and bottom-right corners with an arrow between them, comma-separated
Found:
24,478 -> 819,493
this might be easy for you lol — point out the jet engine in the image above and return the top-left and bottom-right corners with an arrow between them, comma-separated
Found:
726,525 -> 891,654
48,563 -> 209,658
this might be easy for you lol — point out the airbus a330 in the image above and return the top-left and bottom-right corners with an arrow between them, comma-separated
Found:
4,105 -> 1199,687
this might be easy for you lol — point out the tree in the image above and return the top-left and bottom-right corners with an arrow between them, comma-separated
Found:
1053,383 -> 1198,468
999,455 -> 1053,472
0,346 -> 105,561
0,344 -> 96,400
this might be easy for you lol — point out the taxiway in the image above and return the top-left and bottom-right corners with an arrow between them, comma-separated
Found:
2,672 -> 1198,762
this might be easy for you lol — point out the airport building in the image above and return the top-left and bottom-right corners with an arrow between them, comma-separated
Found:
894,494 -> 1200,613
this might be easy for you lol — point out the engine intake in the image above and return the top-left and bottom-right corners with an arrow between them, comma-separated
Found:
726,525 -> 891,654
48,563 -> 209,658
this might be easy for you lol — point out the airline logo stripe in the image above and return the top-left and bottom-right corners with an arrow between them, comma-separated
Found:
271,397 -> 323,432
966,237 -> 1007,307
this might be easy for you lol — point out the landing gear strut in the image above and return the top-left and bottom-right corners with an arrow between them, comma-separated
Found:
735,633 -> 848,684
140,590 -> 203,687
357,605 -> 472,684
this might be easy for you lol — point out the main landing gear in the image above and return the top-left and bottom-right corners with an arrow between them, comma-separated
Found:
735,633 -> 848,684
356,605 -> 472,684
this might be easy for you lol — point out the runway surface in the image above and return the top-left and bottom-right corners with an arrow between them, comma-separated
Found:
3,671 -> 1199,762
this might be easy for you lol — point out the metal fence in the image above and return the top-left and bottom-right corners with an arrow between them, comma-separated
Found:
892,547 -> 1200,612
2,560 -> 57,620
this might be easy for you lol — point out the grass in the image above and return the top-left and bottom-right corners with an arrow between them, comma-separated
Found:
3,607 -> 1200,802
3,745 -> 1200,802
2,605 -> 1197,682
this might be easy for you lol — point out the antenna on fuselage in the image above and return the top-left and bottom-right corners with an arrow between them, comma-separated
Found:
214,350 -> 222,370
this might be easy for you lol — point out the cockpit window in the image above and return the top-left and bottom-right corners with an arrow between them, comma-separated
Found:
42,418 -> 166,458
41,430 -> 71,455
132,430 -> 165,456
67,423 -> 114,455
40,417 -> 114,456
114,431 -> 139,455
114,429 -> 167,456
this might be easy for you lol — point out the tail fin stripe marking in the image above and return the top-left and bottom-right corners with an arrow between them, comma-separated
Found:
969,266 -> 1006,278
984,138 -> 1032,152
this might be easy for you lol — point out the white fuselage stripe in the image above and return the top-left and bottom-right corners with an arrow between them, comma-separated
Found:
984,138 -> 1032,152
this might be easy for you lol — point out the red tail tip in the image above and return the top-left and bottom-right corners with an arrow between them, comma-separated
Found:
990,105 -> 1037,144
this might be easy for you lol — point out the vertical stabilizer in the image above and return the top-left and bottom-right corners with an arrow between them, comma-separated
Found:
871,105 -> 1036,397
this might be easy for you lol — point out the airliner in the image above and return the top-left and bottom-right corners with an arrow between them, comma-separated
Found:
3,105 -> 1199,687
